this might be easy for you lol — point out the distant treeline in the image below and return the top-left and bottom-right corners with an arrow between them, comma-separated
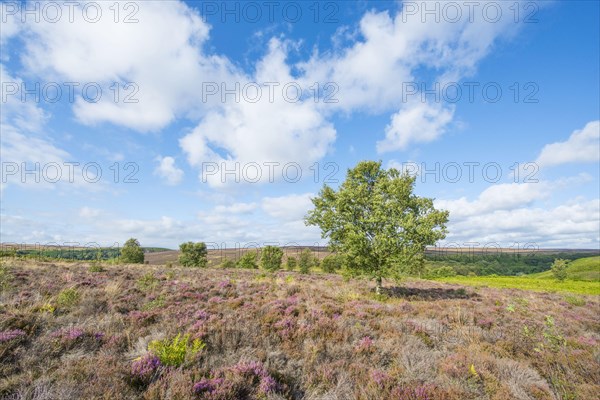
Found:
0,247 -> 171,261
424,252 -> 598,276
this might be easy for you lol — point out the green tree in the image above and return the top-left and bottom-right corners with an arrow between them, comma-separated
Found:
120,238 -> 144,264
286,256 -> 298,271
178,242 -> 208,268
237,251 -> 259,269
298,248 -> 313,274
261,246 -> 284,272
321,254 -> 343,273
305,161 -> 449,294
551,258 -> 569,281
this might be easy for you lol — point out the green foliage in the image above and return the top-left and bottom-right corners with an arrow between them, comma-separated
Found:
425,266 -> 456,278
56,288 -> 80,308
0,263 -> 11,291
261,246 -> 283,271
88,263 -> 104,273
121,238 -> 145,264
551,259 -> 569,281
306,161 -> 448,290
286,256 -> 297,271
298,248 -> 313,274
178,242 -> 208,268
137,272 -> 159,291
237,251 -> 259,269
148,333 -> 205,367
563,295 -> 586,306
434,275 -> 600,295
220,258 -> 236,269
142,295 -> 166,311
321,254 -> 343,273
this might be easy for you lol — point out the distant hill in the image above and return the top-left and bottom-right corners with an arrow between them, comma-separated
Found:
529,256 -> 600,281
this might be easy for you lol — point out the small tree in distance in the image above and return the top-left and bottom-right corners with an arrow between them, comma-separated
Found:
551,259 -> 569,281
121,238 -> 144,264
178,242 -> 208,268
305,161 -> 449,294
237,251 -> 259,269
286,256 -> 297,271
298,248 -> 313,274
261,246 -> 284,272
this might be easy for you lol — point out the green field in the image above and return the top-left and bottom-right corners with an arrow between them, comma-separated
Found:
529,256 -> 600,281
435,275 -> 599,295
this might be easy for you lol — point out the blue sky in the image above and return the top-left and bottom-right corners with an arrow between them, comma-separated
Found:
1,0 -> 599,250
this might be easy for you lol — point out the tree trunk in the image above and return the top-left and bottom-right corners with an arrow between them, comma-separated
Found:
375,276 -> 383,295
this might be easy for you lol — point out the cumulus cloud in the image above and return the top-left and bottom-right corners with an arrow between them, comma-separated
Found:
154,156 -> 184,186
536,121 -> 600,167
377,102 -> 454,152
262,193 -> 314,221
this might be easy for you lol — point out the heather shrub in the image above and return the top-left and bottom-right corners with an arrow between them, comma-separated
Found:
261,246 -> 283,272
148,333 -> 205,367
88,263 -> 104,273
131,354 -> 161,384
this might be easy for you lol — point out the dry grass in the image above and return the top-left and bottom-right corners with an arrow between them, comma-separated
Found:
1,260 -> 598,399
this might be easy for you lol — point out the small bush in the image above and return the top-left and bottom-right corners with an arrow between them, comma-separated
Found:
261,246 -> 283,272
551,259 -> 569,281
148,333 -> 205,367
137,272 -> 159,291
563,295 -> 586,306
299,248 -> 313,274
286,256 -> 297,271
321,254 -> 343,273
88,263 -> 104,273
237,251 -> 259,269
56,288 -> 80,308
220,258 -> 236,269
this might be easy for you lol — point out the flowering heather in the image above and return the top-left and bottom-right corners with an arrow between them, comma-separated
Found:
1,260 -> 598,399
131,354 -> 161,382
0,329 -> 26,343
193,377 -> 224,395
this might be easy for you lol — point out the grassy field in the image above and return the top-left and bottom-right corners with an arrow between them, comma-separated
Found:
529,256 -> 600,281
434,275 -> 600,295
1,260 -> 599,399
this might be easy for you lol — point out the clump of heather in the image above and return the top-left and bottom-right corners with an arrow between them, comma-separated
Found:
355,336 -> 374,353
50,327 -> 84,342
193,377 -> 224,396
0,329 -> 26,343
131,354 -> 161,383
392,384 -> 437,400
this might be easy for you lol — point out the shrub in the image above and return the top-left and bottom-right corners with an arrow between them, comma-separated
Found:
148,333 -> 205,367
137,272 -> 159,291
88,263 -> 104,273
131,354 -> 161,383
56,287 -> 80,308
551,259 -> 568,281
237,251 -> 259,269
321,254 -> 343,273
427,266 -> 456,278
299,248 -> 313,274
286,256 -> 297,271
261,246 -> 283,272
120,238 -> 145,264
178,242 -> 208,268
220,258 -> 236,269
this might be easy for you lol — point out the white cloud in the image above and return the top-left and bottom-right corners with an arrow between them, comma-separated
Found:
154,156 -> 184,186
18,1 -> 231,132
262,193 -> 314,221
536,121 -> 600,167
214,202 -> 257,214
179,39 -> 336,187
79,207 -> 101,218
377,102 -> 454,152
